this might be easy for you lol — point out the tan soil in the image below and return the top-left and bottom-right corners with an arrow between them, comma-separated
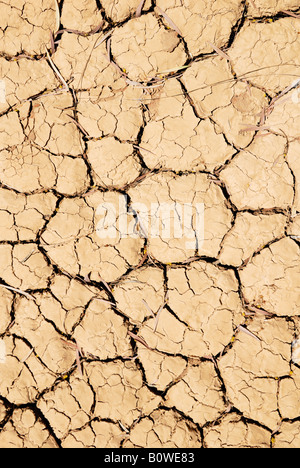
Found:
60,0 -> 105,33
0,0 -> 300,449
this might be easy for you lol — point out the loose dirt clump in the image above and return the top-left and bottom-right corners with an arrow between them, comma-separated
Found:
0,0 -> 300,449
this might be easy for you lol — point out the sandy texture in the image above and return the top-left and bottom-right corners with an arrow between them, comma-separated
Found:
110,14 -> 187,81
60,0 -> 105,33
0,0 -> 300,449
0,0 -> 56,56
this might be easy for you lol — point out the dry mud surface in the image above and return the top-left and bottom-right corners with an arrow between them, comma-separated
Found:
0,0 -> 300,449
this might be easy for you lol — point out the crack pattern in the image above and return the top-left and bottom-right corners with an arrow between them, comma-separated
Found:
0,0 -> 300,449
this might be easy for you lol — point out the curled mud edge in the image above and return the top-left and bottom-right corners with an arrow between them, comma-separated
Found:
0,0 -> 300,449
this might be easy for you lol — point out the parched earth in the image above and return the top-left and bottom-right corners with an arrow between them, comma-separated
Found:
0,0 -> 300,449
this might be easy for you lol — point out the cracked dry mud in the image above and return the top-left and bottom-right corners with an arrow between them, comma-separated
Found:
0,0 -> 300,450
